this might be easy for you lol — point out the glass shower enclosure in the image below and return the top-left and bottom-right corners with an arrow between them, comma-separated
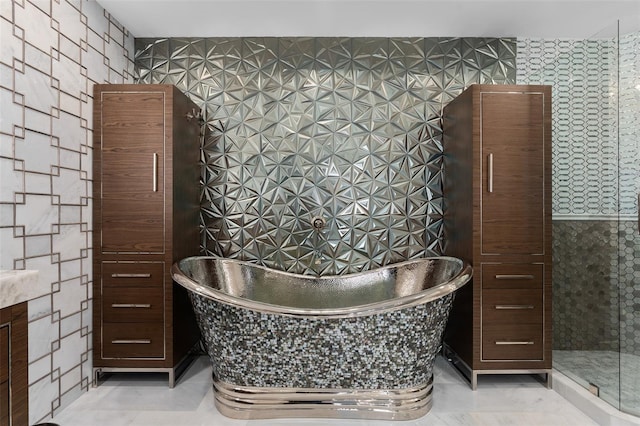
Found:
523,17 -> 639,417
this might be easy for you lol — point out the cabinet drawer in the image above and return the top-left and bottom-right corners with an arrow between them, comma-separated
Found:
102,288 -> 164,323
482,289 -> 543,324
102,262 -> 164,288
482,324 -> 544,360
482,264 -> 543,290
102,323 -> 164,359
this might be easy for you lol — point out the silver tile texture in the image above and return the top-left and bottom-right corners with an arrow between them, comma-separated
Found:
134,37 -> 516,275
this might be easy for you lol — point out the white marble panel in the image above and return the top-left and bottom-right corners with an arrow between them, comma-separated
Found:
0,133 -> 13,160
53,276 -> 84,318
84,44 -> 107,84
15,130 -> 57,173
53,329 -> 84,374
59,34 -> 81,64
82,1 -> 109,40
25,171 -> 52,195
28,314 -> 56,362
24,255 -> 58,288
0,86 -> 25,135
0,228 -> 22,270
29,374 -> 59,425
106,37 -> 127,75
60,364 -> 82,395
0,63 -> 11,88
60,147 -> 81,169
24,42 -> 52,75
0,157 -> 23,202
29,293 -> 53,321
53,111 -> 86,150
108,20 -> 124,48
25,234 -> 52,257
52,168 -> 85,205
60,311 -> 82,338
14,0 -> 56,56
0,0 -> 12,18
80,149 -> 92,175
59,91 -> 81,116
15,65 -> 58,114
52,0 -> 83,48
60,205 -> 81,224
28,352 -> 51,384
53,224 -> 84,261
24,107 -> 53,135
0,204 -> 13,227
86,27 -> 105,53
0,9 -> 24,63
53,52 -> 83,96
16,194 -> 59,235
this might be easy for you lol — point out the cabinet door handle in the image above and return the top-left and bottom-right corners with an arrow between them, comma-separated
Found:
152,152 -> 158,192
495,341 -> 534,345
487,153 -> 494,193
495,305 -> 534,310
111,339 -> 151,344
110,273 -> 151,278
111,303 -> 152,308
495,274 -> 535,280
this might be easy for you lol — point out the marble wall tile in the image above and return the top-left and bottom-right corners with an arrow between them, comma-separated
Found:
0,0 -> 134,422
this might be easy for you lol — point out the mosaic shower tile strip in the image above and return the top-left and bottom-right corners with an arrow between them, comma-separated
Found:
0,0 -> 134,423
189,290 -> 454,389
134,37 -> 516,275
516,38 -> 619,215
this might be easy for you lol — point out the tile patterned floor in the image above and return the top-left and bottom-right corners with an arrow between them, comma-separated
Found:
49,355 -> 600,426
554,350 -> 640,416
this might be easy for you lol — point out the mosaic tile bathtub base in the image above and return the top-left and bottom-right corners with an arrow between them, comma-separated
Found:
188,291 -> 454,419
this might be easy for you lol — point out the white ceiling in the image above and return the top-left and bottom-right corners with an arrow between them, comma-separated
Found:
98,0 -> 640,39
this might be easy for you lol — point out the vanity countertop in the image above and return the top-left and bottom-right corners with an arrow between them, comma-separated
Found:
0,269 -> 47,309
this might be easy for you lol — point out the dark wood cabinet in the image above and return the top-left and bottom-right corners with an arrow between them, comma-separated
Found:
0,303 -> 28,426
92,84 -> 201,387
443,84 -> 552,389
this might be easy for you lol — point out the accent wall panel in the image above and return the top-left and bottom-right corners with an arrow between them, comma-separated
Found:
135,37 -> 517,275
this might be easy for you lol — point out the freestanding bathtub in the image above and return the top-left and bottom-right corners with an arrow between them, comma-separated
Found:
171,256 -> 471,421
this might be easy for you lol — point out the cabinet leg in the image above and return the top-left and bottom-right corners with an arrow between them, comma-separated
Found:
472,372 -> 478,390
168,369 -> 175,389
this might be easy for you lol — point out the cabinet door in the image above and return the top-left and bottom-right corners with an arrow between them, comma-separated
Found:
100,92 -> 165,253
480,91 -> 546,254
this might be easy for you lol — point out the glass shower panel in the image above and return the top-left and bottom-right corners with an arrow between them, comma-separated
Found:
550,21 -> 622,410
517,21 -> 622,410
618,15 -> 640,417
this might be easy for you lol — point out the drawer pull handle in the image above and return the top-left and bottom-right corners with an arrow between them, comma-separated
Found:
111,273 -> 151,278
495,341 -> 534,345
111,339 -> 151,344
111,303 -> 152,309
495,305 -> 534,310
495,274 -> 535,280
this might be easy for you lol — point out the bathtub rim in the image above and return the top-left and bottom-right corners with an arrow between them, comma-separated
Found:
171,255 -> 472,319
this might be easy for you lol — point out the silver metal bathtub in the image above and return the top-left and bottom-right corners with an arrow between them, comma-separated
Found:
172,256 -> 471,420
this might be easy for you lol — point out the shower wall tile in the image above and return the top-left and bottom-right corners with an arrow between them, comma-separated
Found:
619,31 -> 640,360
519,35 -> 640,359
0,0 -> 134,423
135,37 -> 516,275
516,38 -> 619,216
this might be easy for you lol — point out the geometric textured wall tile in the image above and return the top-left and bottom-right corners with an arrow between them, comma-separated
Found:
0,0 -> 134,423
135,37 -> 516,275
